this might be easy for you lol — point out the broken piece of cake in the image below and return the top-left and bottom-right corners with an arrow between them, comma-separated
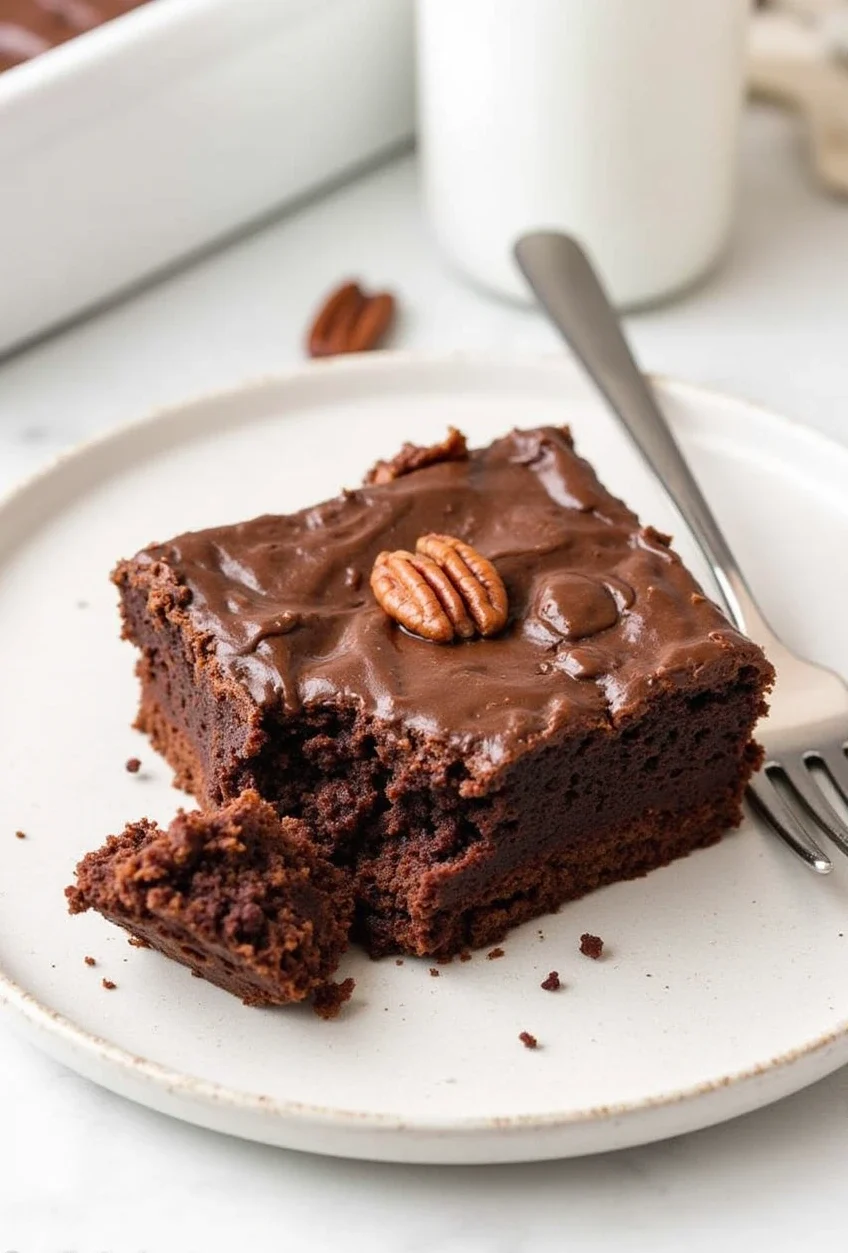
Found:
66,790 -> 354,1013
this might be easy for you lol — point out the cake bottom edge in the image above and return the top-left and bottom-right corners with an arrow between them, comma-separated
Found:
356,783 -> 750,960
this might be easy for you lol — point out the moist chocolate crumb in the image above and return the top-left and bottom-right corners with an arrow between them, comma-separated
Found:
395,958 -> 404,966
487,947 -> 505,960
459,950 -> 472,962
101,978 -> 116,990
84,955 -> 96,967
429,967 -> 440,977
540,971 -> 560,991
579,933 -> 604,959
127,935 -> 150,948
14,830 -> 26,840
125,757 -> 142,773
313,977 -> 355,1020
519,1031 -> 538,1049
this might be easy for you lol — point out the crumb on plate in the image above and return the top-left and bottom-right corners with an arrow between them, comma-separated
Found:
579,933 -> 604,959
313,977 -> 355,1020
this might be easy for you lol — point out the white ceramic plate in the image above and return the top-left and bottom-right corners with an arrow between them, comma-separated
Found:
1,355 -> 847,1165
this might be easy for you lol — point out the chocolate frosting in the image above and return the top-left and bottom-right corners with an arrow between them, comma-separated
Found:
0,0 -> 148,71
134,427 -> 763,773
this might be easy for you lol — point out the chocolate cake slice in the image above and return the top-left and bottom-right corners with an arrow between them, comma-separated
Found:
113,426 -> 773,958
66,790 -> 354,1012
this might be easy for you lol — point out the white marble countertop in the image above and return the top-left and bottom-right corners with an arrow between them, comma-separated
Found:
2,107 -> 848,1251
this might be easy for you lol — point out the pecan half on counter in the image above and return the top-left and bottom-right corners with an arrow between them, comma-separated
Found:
306,280 -> 396,357
370,533 -> 509,643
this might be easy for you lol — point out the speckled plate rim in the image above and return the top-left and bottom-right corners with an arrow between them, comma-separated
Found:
1,352 -> 847,1164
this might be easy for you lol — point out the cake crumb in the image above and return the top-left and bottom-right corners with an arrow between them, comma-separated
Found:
487,947 -> 505,960
395,958 -> 404,966
579,933 -> 604,959
540,971 -> 561,991
101,978 -> 116,990
313,977 -> 355,1020
14,830 -> 26,840
519,1031 -> 538,1050
128,935 -> 150,948
429,967 -> 440,978
459,950 -> 472,962
84,955 -> 96,967
125,757 -> 142,773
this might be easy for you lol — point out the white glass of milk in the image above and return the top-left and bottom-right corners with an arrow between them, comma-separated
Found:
416,0 -> 751,307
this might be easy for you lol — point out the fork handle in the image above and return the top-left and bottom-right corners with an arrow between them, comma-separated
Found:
514,232 -> 777,650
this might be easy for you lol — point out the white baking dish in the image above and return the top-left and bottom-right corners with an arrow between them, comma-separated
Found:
0,0 -> 415,356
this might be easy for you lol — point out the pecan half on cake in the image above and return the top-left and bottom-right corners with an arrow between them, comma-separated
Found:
110,426 -> 773,960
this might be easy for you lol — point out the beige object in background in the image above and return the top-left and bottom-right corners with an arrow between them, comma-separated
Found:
750,7 -> 848,195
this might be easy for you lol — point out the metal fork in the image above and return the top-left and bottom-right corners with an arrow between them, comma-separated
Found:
515,231 -> 848,874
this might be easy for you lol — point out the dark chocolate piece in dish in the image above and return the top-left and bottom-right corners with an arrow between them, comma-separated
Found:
66,790 -> 354,1011
112,425 -> 773,960
0,1 -> 150,73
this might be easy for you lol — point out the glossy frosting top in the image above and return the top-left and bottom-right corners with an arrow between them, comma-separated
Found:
134,427 -> 763,772
0,0 -> 149,72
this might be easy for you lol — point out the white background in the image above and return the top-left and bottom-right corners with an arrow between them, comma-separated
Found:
1,108 -> 848,1250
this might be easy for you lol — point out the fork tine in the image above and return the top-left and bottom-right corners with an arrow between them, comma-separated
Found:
781,761 -> 848,860
821,748 -> 848,804
747,774 -> 833,874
